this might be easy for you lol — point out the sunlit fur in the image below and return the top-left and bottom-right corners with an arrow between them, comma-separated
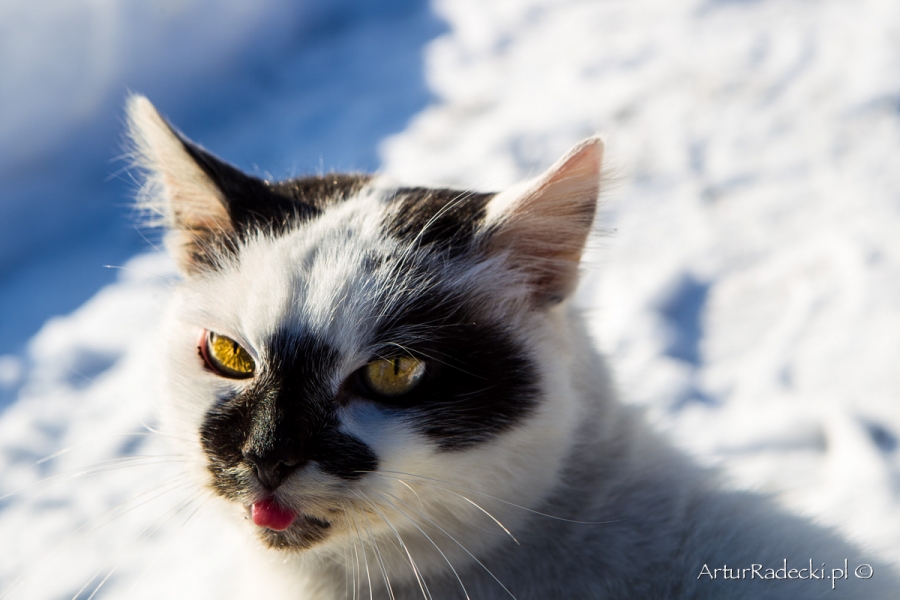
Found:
156,185 -> 580,582
130,95 -> 898,599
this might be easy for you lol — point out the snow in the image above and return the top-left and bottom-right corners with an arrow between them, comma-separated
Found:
2,0 -> 899,597
383,0 -> 900,559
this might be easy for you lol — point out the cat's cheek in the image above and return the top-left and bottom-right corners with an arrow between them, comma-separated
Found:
159,317 -> 236,467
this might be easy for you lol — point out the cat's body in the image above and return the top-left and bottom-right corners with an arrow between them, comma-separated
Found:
128,95 -> 898,599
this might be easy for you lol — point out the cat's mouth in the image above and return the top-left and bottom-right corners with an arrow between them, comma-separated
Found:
246,499 -> 331,531
250,497 -> 298,530
245,499 -> 332,549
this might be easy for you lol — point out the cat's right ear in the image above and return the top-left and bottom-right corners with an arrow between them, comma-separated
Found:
126,95 -> 265,274
482,137 -> 603,305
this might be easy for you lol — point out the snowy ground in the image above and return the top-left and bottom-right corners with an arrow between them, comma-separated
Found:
2,0 -> 899,598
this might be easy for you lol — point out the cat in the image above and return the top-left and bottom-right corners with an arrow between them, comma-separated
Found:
127,94 -> 898,599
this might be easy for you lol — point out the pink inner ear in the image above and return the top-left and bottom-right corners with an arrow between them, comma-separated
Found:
485,137 -> 603,303
251,498 -> 297,531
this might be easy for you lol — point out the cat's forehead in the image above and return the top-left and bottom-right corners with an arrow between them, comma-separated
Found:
184,182 -> 491,357
192,189 -> 385,347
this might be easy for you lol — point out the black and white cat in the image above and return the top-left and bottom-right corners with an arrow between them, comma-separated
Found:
128,95 -> 897,599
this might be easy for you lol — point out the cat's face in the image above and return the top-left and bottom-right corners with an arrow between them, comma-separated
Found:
129,96 -> 602,560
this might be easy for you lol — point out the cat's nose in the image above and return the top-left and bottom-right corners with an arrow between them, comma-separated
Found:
243,451 -> 305,490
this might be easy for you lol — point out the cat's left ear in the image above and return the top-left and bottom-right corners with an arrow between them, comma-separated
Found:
483,137 -> 603,304
126,95 -> 277,274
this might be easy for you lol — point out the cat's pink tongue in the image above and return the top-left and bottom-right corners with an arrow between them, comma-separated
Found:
251,498 -> 297,531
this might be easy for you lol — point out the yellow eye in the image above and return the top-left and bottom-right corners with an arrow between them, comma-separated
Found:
202,331 -> 255,379
363,356 -> 426,397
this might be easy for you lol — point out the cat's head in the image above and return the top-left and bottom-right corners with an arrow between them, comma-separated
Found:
127,96 -> 603,558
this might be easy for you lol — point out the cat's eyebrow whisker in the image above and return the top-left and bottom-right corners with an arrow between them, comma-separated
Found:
107,155 -> 138,183
380,342 -> 486,381
355,491 -> 432,600
375,491 -> 471,600
102,263 -> 177,283
367,472 -> 518,544
403,190 -> 481,261
367,342 -> 470,380
131,223 -> 169,257
450,386 -> 502,401
380,190 -> 482,308
375,470 -> 622,526
379,489 -> 517,600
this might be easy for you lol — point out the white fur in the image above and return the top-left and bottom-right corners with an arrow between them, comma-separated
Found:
132,95 -> 898,598
158,185 -> 579,588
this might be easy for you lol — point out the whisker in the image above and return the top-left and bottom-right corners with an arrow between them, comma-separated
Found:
375,189 -> 482,319
0,476 -> 192,600
378,489 -> 516,600
102,263 -> 177,283
31,431 -> 164,466
1,455 -> 189,502
348,502 -> 375,600
139,420 -> 200,445
376,491 -> 470,600
125,489 -> 215,595
393,478 -> 425,509
356,491 -> 432,600
342,531 -> 352,600
77,489 -> 205,600
358,507 -> 397,600
375,470 -> 621,525
337,509 -> 357,600
132,224 -> 168,257
343,504 -> 360,600
367,472 -> 517,544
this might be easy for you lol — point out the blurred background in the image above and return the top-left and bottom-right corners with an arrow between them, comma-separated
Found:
0,0 -> 442,373
1,0 -> 899,597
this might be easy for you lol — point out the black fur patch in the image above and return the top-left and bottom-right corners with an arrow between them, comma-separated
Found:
200,330 -> 378,498
177,136 -> 370,270
382,187 -> 494,256
357,273 -> 540,450
268,174 -> 372,214
183,138 -> 371,232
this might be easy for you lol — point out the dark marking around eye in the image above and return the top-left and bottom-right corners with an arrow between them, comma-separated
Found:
199,331 -> 378,501
366,276 -> 540,449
